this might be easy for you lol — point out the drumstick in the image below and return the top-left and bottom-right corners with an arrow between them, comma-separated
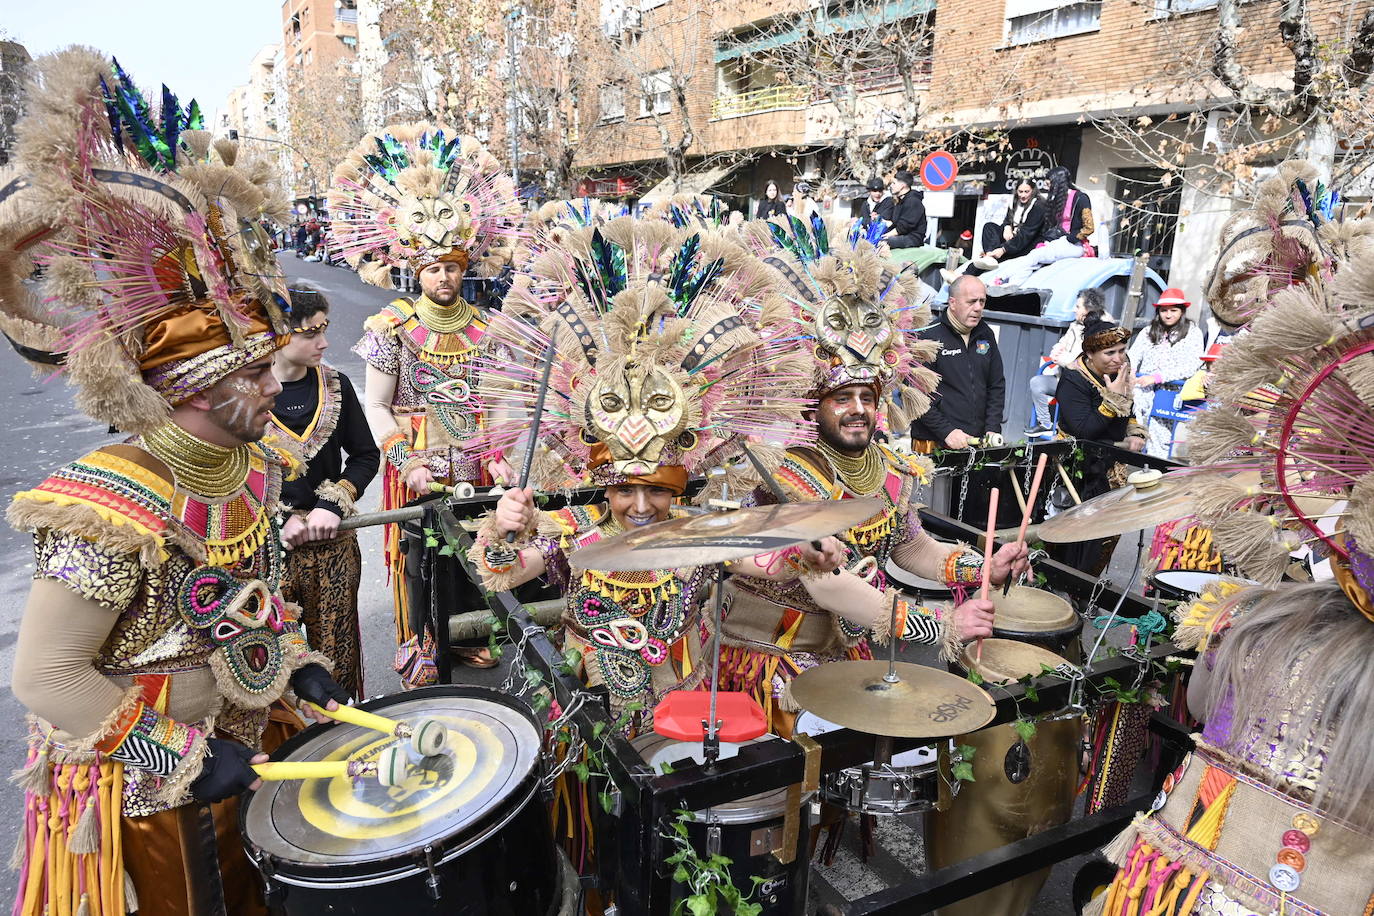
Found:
1003,453 -> 1049,597
306,702 -> 448,756
253,746 -> 409,786
976,488 -> 999,663
507,339 -> 559,543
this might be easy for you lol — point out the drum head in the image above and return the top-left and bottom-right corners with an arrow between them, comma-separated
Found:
243,689 -> 541,868
1150,570 -> 1232,599
959,639 -> 1067,685
991,586 -> 1077,634
633,733 -> 790,824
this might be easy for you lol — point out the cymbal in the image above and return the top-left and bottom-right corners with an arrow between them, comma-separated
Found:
570,497 -> 884,571
789,660 -> 996,738
1036,468 -> 1219,543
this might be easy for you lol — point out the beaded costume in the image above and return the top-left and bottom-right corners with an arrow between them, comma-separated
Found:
719,216 -> 987,736
330,123 -> 522,643
466,216 -> 817,730
1091,168 -> 1374,916
0,50 -> 331,916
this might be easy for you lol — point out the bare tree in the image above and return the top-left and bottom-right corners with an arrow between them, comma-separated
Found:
284,62 -> 365,199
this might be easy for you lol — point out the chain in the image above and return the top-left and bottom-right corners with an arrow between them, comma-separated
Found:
955,449 -> 976,518
499,619 -> 546,695
541,692 -> 589,790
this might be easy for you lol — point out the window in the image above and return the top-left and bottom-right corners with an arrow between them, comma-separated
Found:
600,85 -> 625,122
1110,168 -> 1182,279
1153,0 -> 1216,11
340,35 -> 358,49
639,70 -> 671,117
1004,0 -> 1100,45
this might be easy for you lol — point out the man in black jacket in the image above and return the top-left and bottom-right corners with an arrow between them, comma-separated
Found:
911,275 -> 1009,523
270,285 -> 382,699
852,176 -> 895,227
883,170 -> 927,248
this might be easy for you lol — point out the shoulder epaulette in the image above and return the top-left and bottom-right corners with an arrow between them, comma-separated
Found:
7,444 -> 175,564
775,447 -> 842,502
362,298 -> 417,335
538,504 -> 605,544
879,445 -> 932,482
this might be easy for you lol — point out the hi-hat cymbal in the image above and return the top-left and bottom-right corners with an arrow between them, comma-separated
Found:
570,498 -> 884,571
788,660 -> 995,738
1037,468 -> 1220,543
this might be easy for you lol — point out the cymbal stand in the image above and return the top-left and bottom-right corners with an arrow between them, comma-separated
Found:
701,560 -> 726,769
872,589 -> 902,770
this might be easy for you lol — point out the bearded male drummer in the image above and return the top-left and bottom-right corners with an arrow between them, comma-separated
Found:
721,219 -> 1031,736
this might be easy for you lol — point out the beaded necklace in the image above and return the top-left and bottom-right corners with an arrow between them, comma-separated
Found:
817,440 -> 886,496
143,423 -> 250,499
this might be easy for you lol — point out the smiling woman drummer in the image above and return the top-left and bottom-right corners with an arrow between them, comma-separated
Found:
465,216 -> 839,734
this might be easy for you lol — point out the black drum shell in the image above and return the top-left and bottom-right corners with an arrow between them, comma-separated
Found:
675,807 -> 812,916
240,686 -> 558,915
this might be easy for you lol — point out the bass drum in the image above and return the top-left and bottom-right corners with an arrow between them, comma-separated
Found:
990,585 -> 1082,661
633,733 -> 811,916
931,640 -> 1081,916
241,686 -> 559,915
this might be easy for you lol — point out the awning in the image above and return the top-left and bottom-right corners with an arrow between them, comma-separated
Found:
638,162 -> 740,201
715,0 -> 935,63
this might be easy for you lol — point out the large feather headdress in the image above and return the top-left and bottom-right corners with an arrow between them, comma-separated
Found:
0,48 -> 292,434
327,123 -> 523,287
741,215 -> 939,430
468,217 -> 816,491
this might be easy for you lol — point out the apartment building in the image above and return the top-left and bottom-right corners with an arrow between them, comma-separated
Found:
566,0 -> 1370,302
0,41 -> 32,167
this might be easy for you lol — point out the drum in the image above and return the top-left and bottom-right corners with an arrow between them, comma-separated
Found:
794,711 -> 942,816
883,557 -> 952,598
931,639 -> 1082,916
241,686 -> 559,915
990,585 -> 1082,660
1149,569 -> 1252,602
633,733 -> 811,916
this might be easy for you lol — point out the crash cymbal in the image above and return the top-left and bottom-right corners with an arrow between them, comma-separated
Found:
1037,468 -> 1220,543
570,497 -> 884,571
788,660 -> 996,738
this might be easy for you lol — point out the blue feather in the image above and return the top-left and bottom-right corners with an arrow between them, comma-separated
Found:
810,213 -> 829,255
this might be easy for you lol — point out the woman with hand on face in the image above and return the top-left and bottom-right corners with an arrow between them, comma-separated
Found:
1127,288 -> 1206,457
1053,318 -> 1147,574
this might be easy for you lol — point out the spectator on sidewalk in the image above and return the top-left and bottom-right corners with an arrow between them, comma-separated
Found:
982,167 -> 1094,286
1128,287 -> 1206,457
853,176 -> 894,227
1027,287 -> 1106,438
756,180 -> 787,220
883,170 -> 927,249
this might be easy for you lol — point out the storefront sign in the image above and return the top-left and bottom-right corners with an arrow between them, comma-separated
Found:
576,176 -> 639,197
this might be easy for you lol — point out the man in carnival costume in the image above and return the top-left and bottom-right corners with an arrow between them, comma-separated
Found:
464,216 -> 829,734
720,216 -> 1031,737
1087,164 -> 1374,916
1,50 -> 349,915
328,123 -> 523,663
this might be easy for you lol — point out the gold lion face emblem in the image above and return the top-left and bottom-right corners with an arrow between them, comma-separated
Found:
585,362 -> 688,476
815,294 -> 895,369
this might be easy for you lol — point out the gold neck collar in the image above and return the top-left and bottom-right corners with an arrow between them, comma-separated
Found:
415,295 -> 477,334
817,440 -> 887,495
143,423 -> 251,499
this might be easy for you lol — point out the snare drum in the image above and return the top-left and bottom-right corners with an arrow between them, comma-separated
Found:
931,640 -> 1081,916
794,711 -> 942,816
991,585 -> 1082,660
241,686 -> 560,915
633,733 -> 810,915
1149,569 -> 1252,602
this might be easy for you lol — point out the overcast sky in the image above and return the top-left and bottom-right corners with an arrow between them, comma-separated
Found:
6,0 -> 285,122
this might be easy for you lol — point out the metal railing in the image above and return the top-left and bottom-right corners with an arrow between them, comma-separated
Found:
710,83 -> 809,120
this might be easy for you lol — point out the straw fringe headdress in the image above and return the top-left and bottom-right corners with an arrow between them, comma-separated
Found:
0,48 -> 292,434
327,123 -> 523,287
741,214 -> 939,431
468,216 -> 817,493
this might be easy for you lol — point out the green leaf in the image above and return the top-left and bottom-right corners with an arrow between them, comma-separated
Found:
957,744 -> 977,761
718,884 -> 742,906
686,894 -> 714,916
592,721 -> 607,741
659,761 -> 674,775
1013,718 -> 1037,742
673,865 -> 690,884
598,789 -> 615,814
424,535 -> 439,548
438,544 -> 455,557
966,670 -> 984,686
572,762 -> 589,782
524,669 -> 545,688
531,692 -> 551,715
708,854 -> 732,869
1024,683 -> 1039,703
952,762 -> 976,782
673,819 -> 690,838
562,648 -> 582,673
665,849 -> 689,865
736,903 -> 763,916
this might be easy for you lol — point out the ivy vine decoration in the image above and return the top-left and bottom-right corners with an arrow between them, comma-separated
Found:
663,810 -> 767,916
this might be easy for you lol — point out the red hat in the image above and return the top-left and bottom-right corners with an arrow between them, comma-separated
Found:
1200,339 -> 1228,362
1155,287 -> 1190,309
959,230 -> 973,241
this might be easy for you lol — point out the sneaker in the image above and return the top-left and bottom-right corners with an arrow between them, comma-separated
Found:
1027,427 -> 1055,440
973,255 -> 1000,270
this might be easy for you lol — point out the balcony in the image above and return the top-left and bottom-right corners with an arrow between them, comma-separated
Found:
851,57 -> 932,92
710,84 -> 808,120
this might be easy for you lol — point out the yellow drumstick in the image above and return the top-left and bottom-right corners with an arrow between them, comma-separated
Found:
253,745 -> 408,786
306,702 -> 448,756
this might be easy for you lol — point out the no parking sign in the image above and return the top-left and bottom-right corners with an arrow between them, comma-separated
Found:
920,151 -> 959,191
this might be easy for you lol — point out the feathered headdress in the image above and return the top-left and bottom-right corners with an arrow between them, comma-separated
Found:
327,123 -> 523,287
1188,237 -> 1374,618
641,194 -> 730,230
741,214 -> 939,430
468,217 -> 816,493
0,48 -> 292,434
1205,161 -> 1374,330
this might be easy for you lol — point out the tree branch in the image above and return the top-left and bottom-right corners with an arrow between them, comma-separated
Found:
1278,0 -> 1316,116
1343,6 -> 1374,90
1211,0 -> 1284,111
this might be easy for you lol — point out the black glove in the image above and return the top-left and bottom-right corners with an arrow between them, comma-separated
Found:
290,663 -> 351,707
189,738 -> 259,803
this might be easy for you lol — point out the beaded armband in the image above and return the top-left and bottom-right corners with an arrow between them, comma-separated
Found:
97,701 -> 204,778
382,430 -> 411,472
944,549 -> 984,588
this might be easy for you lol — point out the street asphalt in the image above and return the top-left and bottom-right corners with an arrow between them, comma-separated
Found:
0,253 -> 1120,912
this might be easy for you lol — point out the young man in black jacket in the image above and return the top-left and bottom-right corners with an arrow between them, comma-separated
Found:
853,176 -> 895,227
911,275 -> 1009,523
270,285 -> 381,699
883,170 -> 927,248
